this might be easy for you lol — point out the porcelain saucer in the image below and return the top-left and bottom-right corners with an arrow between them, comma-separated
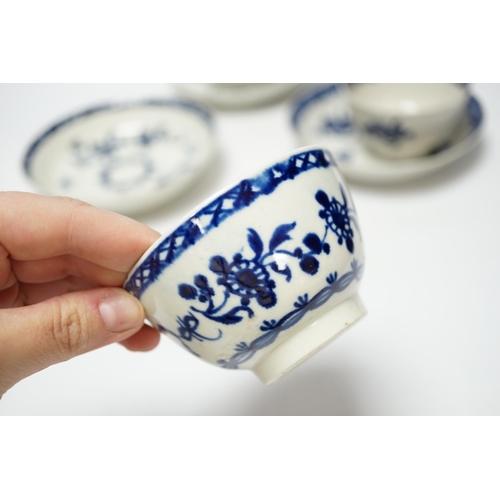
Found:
24,99 -> 216,216
291,84 -> 484,184
175,83 -> 302,109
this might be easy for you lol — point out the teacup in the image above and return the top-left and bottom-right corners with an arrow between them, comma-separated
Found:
124,147 -> 366,384
347,83 -> 469,159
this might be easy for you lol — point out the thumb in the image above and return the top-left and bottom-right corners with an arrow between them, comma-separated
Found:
0,288 -> 145,396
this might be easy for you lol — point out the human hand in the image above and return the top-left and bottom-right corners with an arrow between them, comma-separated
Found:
0,192 -> 161,397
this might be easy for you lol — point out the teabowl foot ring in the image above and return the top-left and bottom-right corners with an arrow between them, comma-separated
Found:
253,295 -> 366,385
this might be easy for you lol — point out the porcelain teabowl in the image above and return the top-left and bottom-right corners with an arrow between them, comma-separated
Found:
124,147 -> 366,384
347,83 -> 469,159
24,99 -> 216,216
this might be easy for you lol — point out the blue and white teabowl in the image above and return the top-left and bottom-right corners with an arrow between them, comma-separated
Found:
125,147 -> 366,384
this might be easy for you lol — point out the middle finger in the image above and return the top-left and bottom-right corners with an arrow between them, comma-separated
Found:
12,255 -> 127,287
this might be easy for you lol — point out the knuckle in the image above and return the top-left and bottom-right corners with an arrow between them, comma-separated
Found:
63,198 -> 93,254
50,298 -> 89,358
54,196 -> 91,208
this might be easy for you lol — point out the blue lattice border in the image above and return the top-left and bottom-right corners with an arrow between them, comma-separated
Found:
124,148 -> 335,298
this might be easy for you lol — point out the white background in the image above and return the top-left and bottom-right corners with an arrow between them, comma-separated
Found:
1,83 -> 499,415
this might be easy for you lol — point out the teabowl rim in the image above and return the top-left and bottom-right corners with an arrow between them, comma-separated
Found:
123,145 -> 337,297
346,83 -> 470,118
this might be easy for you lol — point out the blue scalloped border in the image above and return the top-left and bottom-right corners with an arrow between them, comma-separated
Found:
23,99 -> 213,175
124,148 -> 334,299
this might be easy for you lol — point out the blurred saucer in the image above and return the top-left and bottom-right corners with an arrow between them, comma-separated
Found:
291,84 -> 484,184
175,83 -> 302,109
24,99 -> 216,216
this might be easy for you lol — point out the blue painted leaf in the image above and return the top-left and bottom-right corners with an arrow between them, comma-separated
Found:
215,313 -> 243,325
269,222 -> 296,252
315,190 -> 330,207
194,274 -> 214,294
216,305 -> 254,325
178,284 -> 197,299
271,262 -> 292,282
235,342 -> 248,351
247,228 -> 264,259
346,237 -> 354,253
326,271 -> 338,284
303,233 -> 322,254
260,319 -> 277,331
209,255 -> 231,274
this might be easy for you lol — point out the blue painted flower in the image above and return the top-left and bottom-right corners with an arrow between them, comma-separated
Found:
322,116 -> 353,134
364,121 -> 411,144
209,253 -> 277,308
316,188 -> 354,253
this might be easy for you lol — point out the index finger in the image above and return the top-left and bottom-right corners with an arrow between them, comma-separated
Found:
0,192 -> 160,273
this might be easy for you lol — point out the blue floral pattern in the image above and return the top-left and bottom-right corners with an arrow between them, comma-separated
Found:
316,185 -> 356,253
321,116 -> 353,134
176,222 -> 314,327
364,121 -> 412,144
162,185 -> 358,351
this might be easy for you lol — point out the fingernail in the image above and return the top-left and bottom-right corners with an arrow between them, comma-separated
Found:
99,293 -> 144,333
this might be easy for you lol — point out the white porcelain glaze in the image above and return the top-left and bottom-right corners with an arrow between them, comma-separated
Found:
175,83 -> 302,109
24,100 -> 216,216
347,83 -> 469,159
124,147 -> 366,384
291,84 -> 484,184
